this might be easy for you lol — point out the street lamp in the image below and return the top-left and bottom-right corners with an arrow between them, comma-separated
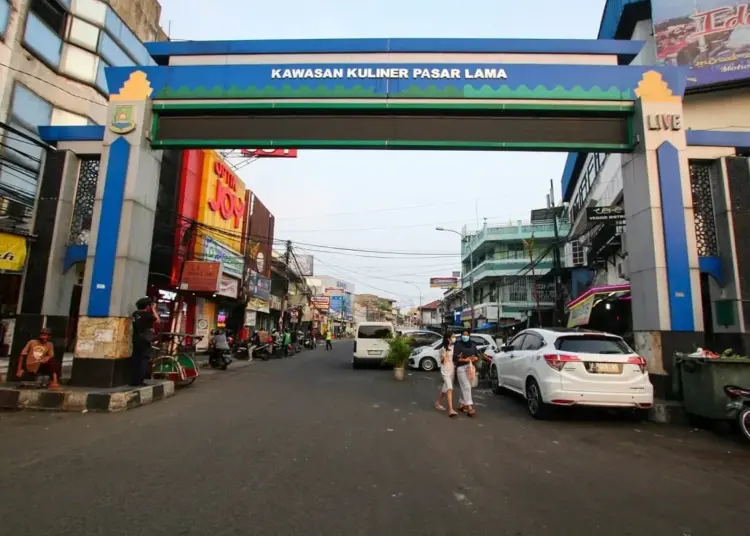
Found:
405,281 -> 422,328
436,227 -> 475,330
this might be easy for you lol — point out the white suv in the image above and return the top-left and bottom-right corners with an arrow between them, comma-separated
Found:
408,334 -> 500,371
490,328 -> 653,419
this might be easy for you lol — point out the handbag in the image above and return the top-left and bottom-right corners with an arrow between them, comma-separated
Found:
468,363 -> 478,387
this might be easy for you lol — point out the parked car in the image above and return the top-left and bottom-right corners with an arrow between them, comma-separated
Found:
489,328 -> 653,419
399,330 -> 442,349
408,339 -> 445,371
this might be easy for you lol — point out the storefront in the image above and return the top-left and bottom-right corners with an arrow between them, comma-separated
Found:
0,231 -> 29,356
566,283 -> 632,340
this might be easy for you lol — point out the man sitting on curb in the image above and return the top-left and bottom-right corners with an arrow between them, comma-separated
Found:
16,327 -> 61,389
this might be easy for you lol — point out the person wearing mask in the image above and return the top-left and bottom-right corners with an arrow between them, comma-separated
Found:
16,327 -> 61,388
435,333 -> 458,417
131,297 -> 159,387
453,329 -> 479,417
325,330 -> 333,351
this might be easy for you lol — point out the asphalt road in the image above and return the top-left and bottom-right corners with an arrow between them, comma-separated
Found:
1,342 -> 749,536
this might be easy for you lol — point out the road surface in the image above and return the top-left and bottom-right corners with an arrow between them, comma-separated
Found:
1,342 -> 749,536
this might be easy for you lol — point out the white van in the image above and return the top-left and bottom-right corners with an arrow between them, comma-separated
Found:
353,322 -> 394,368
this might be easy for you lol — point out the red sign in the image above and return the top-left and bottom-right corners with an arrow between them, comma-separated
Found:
181,261 -> 222,292
209,159 -> 245,228
240,149 -> 298,158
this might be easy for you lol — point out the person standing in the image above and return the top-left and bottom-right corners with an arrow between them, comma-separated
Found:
325,330 -> 333,351
435,334 -> 458,417
282,328 -> 292,357
15,327 -> 61,388
131,297 -> 159,387
453,329 -> 479,417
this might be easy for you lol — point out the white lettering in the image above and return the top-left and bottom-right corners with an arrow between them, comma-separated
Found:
465,68 -> 508,79
271,65 -> 508,80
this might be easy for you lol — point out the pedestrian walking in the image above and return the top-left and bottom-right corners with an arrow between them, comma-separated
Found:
283,328 -> 292,357
325,330 -> 333,351
453,329 -> 479,417
435,334 -> 458,417
131,297 -> 159,387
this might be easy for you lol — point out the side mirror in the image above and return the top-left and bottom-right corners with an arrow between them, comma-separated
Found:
502,345 -> 511,352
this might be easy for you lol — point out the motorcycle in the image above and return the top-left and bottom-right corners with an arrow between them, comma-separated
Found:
233,340 -> 251,360
208,347 -> 232,370
303,336 -> 315,349
724,385 -> 750,441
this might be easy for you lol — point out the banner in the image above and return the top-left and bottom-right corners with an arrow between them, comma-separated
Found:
202,236 -> 244,279
247,297 -> 270,313
294,254 -> 314,276
0,232 -> 27,272
653,1 -> 750,87
218,275 -> 239,298
311,296 -> 331,307
241,149 -> 298,158
430,277 -> 458,289
247,272 -> 271,301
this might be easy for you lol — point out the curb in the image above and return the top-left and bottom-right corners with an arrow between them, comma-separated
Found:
0,380 -> 175,412
648,399 -> 688,425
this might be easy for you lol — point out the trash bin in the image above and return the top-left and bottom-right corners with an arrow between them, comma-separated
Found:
675,354 -> 750,420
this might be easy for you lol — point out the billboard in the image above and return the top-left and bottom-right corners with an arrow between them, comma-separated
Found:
310,296 -> 330,308
246,273 -> 271,301
294,254 -> 314,276
430,277 -> 458,289
653,1 -> 750,87
180,261 -> 222,292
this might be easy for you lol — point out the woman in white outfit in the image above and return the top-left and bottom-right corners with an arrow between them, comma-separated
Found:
434,334 -> 458,417
452,329 -> 479,417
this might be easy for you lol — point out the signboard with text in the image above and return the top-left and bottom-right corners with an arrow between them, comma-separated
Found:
653,0 -> 750,87
218,275 -> 239,298
430,277 -> 458,289
247,272 -> 271,301
202,236 -> 244,279
294,254 -> 314,276
241,149 -> 298,158
587,206 -> 626,223
181,261 -> 221,292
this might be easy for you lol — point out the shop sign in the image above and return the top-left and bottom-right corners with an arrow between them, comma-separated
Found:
647,114 -> 682,131
269,295 -> 282,311
247,297 -> 270,313
247,273 -> 271,301
0,233 -> 27,272
325,287 -> 344,295
311,296 -> 330,307
240,148 -> 298,158
567,296 -> 594,328
181,261 -> 221,292
587,206 -> 625,223
430,277 -> 458,289
203,236 -> 244,279
209,159 -> 246,228
218,275 -> 239,298
244,309 -> 257,327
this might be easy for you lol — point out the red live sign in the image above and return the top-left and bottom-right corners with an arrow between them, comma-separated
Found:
241,149 -> 298,158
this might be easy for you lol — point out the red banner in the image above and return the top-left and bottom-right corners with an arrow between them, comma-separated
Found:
240,149 -> 298,158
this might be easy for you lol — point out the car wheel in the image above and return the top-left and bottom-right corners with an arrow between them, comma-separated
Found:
525,378 -> 551,420
490,366 -> 503,395
420,358 -> 437,372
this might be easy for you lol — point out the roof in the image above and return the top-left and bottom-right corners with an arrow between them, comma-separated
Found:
421,300 -> 442,310
145,38 -> 644,65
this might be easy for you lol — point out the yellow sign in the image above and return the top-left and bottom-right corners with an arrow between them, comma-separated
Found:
196,150 -> 247,254
0,233 -> 27,272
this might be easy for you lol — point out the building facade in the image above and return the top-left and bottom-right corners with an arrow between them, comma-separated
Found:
460,214 -> 571,330
561,0 -> 750,393
0,0 -> 165,362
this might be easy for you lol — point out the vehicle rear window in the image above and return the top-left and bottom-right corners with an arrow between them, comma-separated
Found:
554,336 -> 630,354
357,326 -> 393,339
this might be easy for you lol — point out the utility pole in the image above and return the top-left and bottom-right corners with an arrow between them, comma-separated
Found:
524,236 -> 542,327
549,179 -> 564,326
468,237 -> 475,331
281,240 -> 292,331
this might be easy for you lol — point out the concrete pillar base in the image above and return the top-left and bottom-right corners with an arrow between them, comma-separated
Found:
70,317 -> 132,387
635,329 -> 704,399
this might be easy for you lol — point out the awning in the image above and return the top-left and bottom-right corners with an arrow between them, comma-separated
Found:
566,283 -> 630,328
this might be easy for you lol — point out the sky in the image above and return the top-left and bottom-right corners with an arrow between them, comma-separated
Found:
157,0 -> 607,308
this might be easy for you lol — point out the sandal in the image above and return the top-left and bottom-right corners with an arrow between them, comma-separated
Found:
466,407 -> 476,417
449,411 -> 458,418
435,403 -> 446,412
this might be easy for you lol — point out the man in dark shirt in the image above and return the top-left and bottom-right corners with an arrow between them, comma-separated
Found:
131,297 -> 159,386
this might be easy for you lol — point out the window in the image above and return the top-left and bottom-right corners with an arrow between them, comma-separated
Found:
0,0 -> 11,37
571,240 -> 584,266
67,16 -> 100,51
508,334 -> 526,351
554,335 -> 630,354
30,0 -> 67,36
51,108 -> 89,126
71,0 -> 106,26
470,335 -> 488,348
521,333 -> 544,351
357,325 -> 393,339
61,43 -> 99,83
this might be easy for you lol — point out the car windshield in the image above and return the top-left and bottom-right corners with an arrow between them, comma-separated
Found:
554,335 -> 631,354
357,326 -> 392,339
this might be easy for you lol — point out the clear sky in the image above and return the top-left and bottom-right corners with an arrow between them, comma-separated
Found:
157,0 -> 607,308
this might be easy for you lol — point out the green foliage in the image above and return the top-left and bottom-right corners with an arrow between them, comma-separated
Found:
383,335 -> 413,368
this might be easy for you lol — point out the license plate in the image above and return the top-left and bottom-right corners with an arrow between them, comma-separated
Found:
589,362 -> 621,374
727,401 -> 743,410
368,350 -> 382,356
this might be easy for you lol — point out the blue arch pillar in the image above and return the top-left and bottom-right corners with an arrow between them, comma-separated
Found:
70,94 -> 163,388
625,94 -> 704,389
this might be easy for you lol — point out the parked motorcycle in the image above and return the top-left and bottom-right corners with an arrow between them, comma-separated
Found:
253,342 -> 272,361
724,385 -> 750,441
303,336 -> 315,349
233,340 -> 251,360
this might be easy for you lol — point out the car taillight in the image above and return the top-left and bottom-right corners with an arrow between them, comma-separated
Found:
627,356 -> 648,373
543,354 -> 580,371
